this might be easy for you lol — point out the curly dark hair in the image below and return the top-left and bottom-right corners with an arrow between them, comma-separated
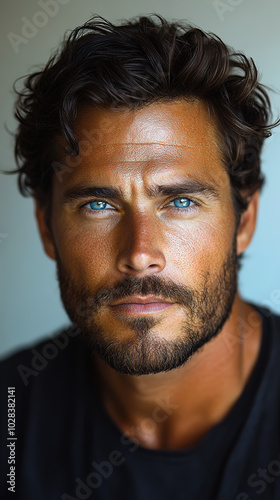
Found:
12,14 -> 278,219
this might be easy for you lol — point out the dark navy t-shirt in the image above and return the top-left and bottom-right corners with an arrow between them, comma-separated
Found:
1,306 -> 280,500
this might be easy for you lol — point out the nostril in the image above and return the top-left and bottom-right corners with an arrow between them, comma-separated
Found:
116,240 -> 166,275
123,262 -> 161,274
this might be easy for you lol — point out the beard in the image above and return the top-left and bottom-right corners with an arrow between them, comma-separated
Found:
55,239 -> 238,376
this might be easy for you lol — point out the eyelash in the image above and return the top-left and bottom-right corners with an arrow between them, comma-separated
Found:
81,196 -> 199,214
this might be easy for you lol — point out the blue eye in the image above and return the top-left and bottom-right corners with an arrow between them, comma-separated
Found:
86,200 -> 114,210
169,198 -> 193,208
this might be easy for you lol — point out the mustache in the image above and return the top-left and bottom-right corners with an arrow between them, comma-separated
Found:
91,275 -> 195,309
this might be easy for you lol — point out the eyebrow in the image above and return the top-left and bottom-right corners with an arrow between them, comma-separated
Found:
146,180 -> 219,199
63,186 -> 124,203
63,179 -> 219,204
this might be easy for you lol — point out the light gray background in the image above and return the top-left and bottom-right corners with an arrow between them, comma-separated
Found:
1,0 -> 280,358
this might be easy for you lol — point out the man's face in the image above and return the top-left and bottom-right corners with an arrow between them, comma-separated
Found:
48,100 -> 239,375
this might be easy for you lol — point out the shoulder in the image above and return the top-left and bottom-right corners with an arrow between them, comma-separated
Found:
0,324 -> 84,389
255,305 -> 280,336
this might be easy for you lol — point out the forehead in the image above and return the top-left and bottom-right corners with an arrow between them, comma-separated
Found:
76,99 -> 218,142
56,100 -> 227,188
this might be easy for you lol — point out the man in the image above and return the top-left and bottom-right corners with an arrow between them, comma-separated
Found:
0,14 -> 279,500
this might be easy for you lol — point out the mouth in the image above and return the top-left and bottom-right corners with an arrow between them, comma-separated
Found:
109,296 -> 175,314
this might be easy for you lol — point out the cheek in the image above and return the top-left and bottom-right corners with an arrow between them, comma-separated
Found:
164,216 -> 236,283
52,220 -> 118,283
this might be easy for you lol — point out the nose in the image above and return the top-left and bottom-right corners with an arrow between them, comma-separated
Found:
116,211 -> 166,276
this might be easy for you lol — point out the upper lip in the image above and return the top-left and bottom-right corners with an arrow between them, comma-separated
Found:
110,295 -> 174,305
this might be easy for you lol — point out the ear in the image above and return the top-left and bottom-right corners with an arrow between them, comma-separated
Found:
237,191 -> 259,255
35,200 -> 56,261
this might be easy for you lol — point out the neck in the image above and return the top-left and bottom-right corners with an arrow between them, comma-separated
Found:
91,294 -> 262,450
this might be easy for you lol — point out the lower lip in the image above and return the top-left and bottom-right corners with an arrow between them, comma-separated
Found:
110,302 -> 174,314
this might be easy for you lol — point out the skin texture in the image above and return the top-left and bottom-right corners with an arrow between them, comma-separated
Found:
36,100 -> 262,449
